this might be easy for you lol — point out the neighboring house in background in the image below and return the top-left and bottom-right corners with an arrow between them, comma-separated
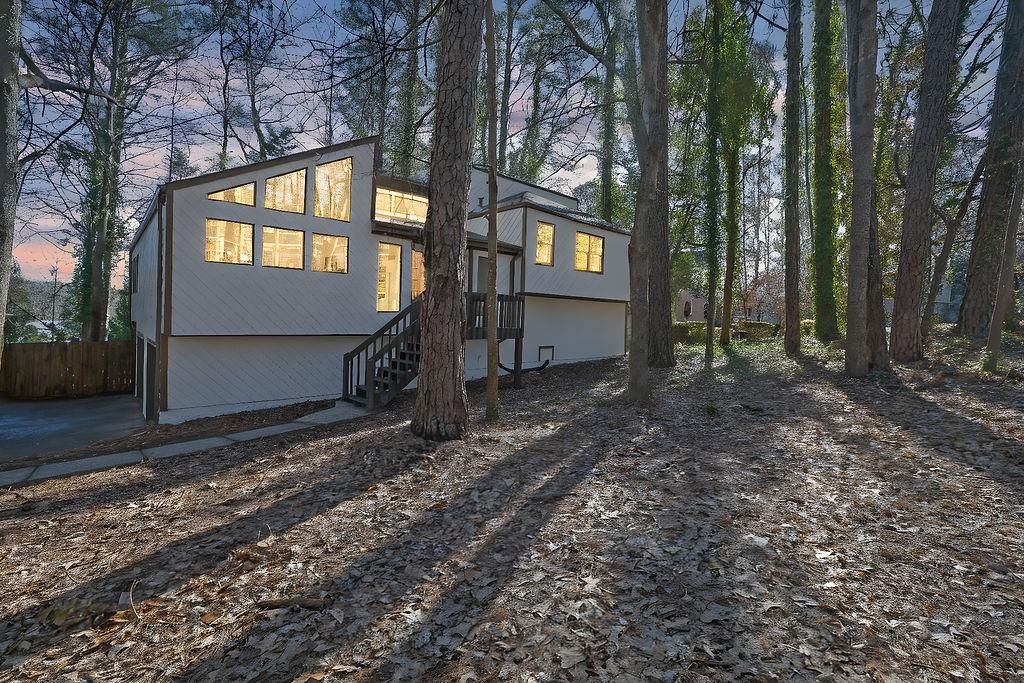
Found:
676,289 -> 709,323
129,137 -> 630,423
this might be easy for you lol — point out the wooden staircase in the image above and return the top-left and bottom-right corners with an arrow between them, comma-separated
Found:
342,293 -> 524,409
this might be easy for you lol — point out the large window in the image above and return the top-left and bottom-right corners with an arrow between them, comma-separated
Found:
574,231 -> 604,273
377,243 -> 402,312
375,187 -> 428,224
264,169 -> 306,213
411,249 -> 425,297
536,222 -> 555,265
262,226 -> 304,269
314,158 -> 352,221
207,182 -> 255,206
312,233 -> 348,273
205,219 -> 253,265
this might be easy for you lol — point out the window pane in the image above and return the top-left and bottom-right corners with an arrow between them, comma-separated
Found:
207,182 -> 255,206
314,158 -> 352,221
375,187 -> 428,224
589,235 -> 604,272
262,226 -> 304,269
574,232 -> 603,272
411,250 -> 426,297
265,169 -> 306,213
574,233 -> 589,271
536,222 -> 554,265
377,243 -> 402,312
205,219 -> 253,264
312,234 -> 348,273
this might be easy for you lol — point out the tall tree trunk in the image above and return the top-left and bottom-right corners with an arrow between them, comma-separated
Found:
394,0 -> 422,178
647,135 -> 674,366
811,0 -> 840,341
983,164 -> 1023,369
411,0 -> 485,440
0,0 -> 20,364
958,0 -> 1024,336
783,0 -> 802,356
484,0 -> 499,421
720,145 -> 740,345
703,0 -> 723,368
890,0 -> 964,361
844,0 -> 877,376
497,0 -> 515,171
867,206 -> 890,369
599,27 -> 618,222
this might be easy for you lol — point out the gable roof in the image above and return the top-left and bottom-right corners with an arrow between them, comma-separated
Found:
467,191 -> 630,235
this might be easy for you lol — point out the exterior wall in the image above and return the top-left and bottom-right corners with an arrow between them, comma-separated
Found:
468,169 -> 578,211
129,211 -> 161,342
676,289 -> 709,322
162,335 -> 364,423
467,251 -> 515,294
467,208 -> 524,248
521,207 -> 629,302
519,296 -> 626,365
167,139 -> 417,336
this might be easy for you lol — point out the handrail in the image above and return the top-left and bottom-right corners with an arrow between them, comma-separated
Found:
344,296 -> 423,363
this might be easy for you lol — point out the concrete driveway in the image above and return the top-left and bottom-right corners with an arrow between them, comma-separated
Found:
0,395 -> 145,464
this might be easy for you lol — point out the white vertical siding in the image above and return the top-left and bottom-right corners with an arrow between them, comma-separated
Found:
520,296 -> 626,363
129,211 -> 160,342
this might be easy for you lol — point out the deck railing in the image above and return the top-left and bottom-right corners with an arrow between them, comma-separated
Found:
465,292 -> 525,340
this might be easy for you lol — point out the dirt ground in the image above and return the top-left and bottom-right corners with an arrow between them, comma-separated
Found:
0,338 -> 1022,681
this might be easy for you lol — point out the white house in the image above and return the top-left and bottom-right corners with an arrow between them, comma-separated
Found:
128,137 -> 630,423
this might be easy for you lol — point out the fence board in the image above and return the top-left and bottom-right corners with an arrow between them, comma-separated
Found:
0,341 -> 134,399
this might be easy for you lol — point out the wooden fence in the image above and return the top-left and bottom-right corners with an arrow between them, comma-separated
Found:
0,341 -> 134,399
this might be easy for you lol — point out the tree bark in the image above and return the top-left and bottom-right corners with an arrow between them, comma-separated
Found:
958,0 -> 1024,336
983,164 -> 1023,370
783,0 -> 802,356
484,0 -> 499,421
497,0 -> 515,171
703,0 -> 723,369
599,29 -> 618,222
890,0 -> 964,361
811,0 -> 840,342
411,0 -> 485,440
0,0 -> 20,364
394,0 -> 422,178
844,0 -> 876,376
720,145 -> 740,346
647,133 -> 674,367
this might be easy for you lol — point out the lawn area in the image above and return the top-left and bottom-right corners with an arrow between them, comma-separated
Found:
1,340 -> 1022,681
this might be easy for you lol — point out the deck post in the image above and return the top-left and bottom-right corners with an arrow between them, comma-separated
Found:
513,296 -> 524,388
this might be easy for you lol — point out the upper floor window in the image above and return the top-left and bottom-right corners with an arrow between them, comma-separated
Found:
207,182 -> 255,206
536,222 -> 554,265
205,219 -> 253,265
375,187 -> 428,224
574,231 -> 604,273
314,158 -> 353,221
312,233 -> 348,273
264,168 -> 306,214
262,226 -> 304,269
377,242 -> 402,312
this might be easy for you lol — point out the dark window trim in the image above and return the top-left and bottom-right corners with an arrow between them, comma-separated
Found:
376,240 -> 403,313
311,232 -> 350,274
204,217 -> 255,266
574,230 -> 604,274
263,167 -> 308,215
314,156 -> 354,223
261,225 -> 306,270
538,345 -> 555,362
206,181 -> 256,206
535,221 -> 555,266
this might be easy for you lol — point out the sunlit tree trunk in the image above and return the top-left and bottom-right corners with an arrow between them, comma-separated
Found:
983,170 -> 1024,370
0,0 -> 20,364
720,145 -> 740,346
411,0 -> 485,440
484,0 -> 499,421
783,0 -> 802,356
890,0 -> 964,361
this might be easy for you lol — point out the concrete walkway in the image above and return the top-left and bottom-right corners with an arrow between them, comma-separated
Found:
0,395 -> 146,464
0,401 -> 366,488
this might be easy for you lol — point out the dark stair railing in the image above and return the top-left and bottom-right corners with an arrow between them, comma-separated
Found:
343,292 -> 524,410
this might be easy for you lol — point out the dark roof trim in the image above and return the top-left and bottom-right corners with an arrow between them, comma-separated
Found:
371,219 -> 522,255
163,135 -> 379,192
129,188 -> 166,253
468,198 -> 630,235
471,165 -> 578,203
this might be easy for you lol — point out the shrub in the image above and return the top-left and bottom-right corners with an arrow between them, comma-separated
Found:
672,321 -> 707,345
737,320 -> 778,342
800,319 -> 815,336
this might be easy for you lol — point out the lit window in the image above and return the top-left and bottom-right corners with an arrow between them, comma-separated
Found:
264,169 -> 306,213
411,249 -> 425,297
262,226 -> 304,269
375,187 -> 428,224
207,182 -> 255,206
312,233 -> 348,273
574,232 -> 604,273
377,243 -> 402,312
314,158 -> 353,221
205,219 -> 253,265
536,222 -> 554,265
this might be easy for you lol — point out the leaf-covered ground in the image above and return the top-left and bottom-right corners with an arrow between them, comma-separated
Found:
1,341 -> 1022,681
